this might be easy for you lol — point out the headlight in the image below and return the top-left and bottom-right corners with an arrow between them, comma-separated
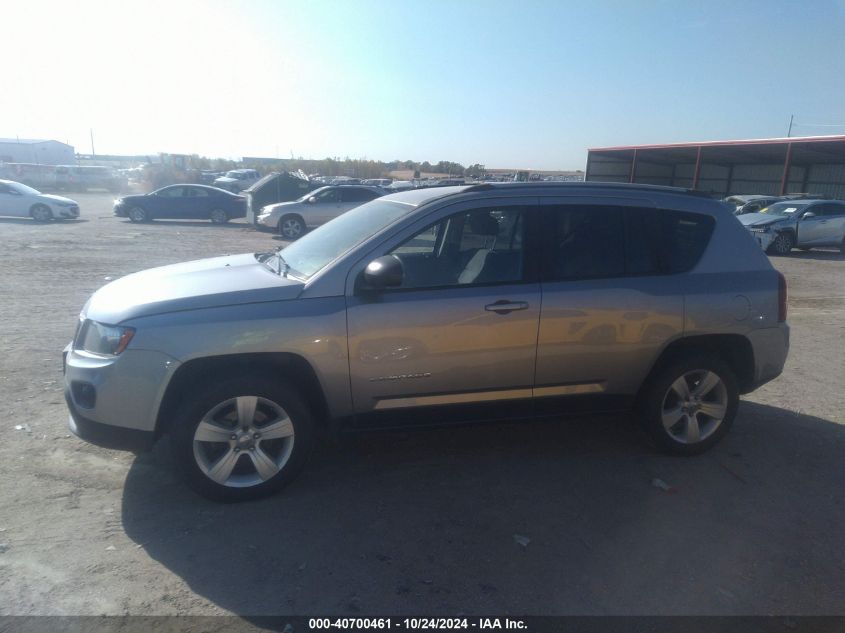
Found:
76,320 -> 135,355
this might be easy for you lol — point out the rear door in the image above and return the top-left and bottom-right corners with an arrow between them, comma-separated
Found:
338,187 -> 381,220
535,198 -> 686,414
183,186 -> 212,218
346,198 -> 541,422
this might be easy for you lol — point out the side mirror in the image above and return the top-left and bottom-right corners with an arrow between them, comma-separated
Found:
802,211 -> 815,218
308,196 -> 317,204
363,255 -> 403,289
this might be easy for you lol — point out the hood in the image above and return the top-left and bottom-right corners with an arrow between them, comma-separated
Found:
84,253 -> 304,324
116,193 -> 147,204
214,177 -> 237,184
39,193 -> 77,205
738,213 -> 792,227
260,200 -> 302,215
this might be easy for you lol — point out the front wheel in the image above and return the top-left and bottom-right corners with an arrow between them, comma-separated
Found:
209,208 -> 229,224
766,232 -> 794,256
31,204 -> 53,222
638,356 -> 738,455
169,375 -> 315,501
128,206 -> 148,223
278,215 -> 305,240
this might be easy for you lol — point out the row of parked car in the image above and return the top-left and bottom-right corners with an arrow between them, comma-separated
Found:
725,194 -> 845,255
0,163 -> 125,192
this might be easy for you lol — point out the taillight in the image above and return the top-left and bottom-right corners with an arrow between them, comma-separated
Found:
777,271 -> 787,322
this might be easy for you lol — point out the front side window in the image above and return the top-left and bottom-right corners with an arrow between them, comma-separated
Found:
314,188 -> 340,203
157,187 -> 183,198
389,206 -> 525,289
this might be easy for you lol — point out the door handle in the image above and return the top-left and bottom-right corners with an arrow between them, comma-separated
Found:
485,300 -> 529,314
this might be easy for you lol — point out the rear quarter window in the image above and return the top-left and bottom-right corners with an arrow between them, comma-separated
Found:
661,210 -> 715,273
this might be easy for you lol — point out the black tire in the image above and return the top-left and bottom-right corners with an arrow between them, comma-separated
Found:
209,208 -> 229,224
765,232 -> 794,256
169,374 -> 315,502
278,214 -> 306,240
637,355 -> 739,455
30,204 -> 53,222
128,206 -> 148,223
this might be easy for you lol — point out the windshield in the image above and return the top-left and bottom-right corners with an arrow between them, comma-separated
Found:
11,182 -> 40,195
761,202 -> 810,216
273,199 -> 414,278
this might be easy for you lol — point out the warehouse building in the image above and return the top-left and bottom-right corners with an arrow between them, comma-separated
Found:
585,135 -> 845,199
0,138 -> 75,165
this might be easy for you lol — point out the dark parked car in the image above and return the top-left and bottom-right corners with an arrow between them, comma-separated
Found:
113,185 -> 246,223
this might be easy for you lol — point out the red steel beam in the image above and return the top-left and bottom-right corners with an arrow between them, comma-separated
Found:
692,146 -> 702,190
780,142 -> 793,195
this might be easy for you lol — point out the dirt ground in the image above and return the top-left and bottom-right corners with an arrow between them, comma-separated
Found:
0,192 -> 843,616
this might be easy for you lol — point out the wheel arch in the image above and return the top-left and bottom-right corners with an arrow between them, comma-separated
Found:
639,334 -> 756,398
277,213 -> 306,230
154,352 -> 329,440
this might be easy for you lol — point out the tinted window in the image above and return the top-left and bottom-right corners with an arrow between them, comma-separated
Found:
314,188 -> 340,202
662,210 -> 714,273
185,187 -> 210,197
390,206 -> 525,288
543,206 -> 714,280
157,187 -> 183,197
342,188 -> 379,203
544,206 -> 625,279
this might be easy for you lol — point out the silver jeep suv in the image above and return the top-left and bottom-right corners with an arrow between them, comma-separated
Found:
64,183 -> 789,501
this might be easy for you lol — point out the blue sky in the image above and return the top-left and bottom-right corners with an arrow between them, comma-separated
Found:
4,0 -> 845,169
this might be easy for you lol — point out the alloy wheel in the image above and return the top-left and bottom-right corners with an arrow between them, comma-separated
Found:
280,218 -> 303,239
661,370 -> 728,444
192,395 -> 295,488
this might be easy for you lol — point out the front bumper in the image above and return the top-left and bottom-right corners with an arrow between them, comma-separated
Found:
63,342 -> 181,451
55,206 -> 80,218
747,228 -> 776,251
66,390 -> 154,452
255,213 -> 278,229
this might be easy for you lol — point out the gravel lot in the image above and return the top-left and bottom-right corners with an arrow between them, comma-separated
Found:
0,192 -> 843,616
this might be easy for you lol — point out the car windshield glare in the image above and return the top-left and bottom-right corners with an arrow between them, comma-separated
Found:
274,199 -> 413,278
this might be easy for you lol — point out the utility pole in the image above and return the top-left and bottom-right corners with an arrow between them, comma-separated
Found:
787,114 -> 794,138
90,128 -> 96,158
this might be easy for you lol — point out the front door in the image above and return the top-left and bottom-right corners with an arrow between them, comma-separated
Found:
798,203 -> 845,246
0,183 -> 28,216
346,200 -> 541,423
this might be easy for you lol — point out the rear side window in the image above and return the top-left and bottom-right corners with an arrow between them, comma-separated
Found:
542,206 -> 714,280
662,210 -> 715,273
342,188 -> 379,202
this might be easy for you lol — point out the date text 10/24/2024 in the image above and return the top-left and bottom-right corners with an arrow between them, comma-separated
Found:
309,619 -> 527,630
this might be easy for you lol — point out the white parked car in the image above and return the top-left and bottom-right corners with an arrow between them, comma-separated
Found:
256,185 -> 383,238
0,179 -> 80,221
213,169 -> 261,193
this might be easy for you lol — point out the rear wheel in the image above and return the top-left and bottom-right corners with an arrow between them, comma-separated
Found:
766,232 -> 794,256
638,355 -> 738,455
31,204 -> 52,222
278,215 -> 305,240
128,206 -> 148,223
169,374 -> 315,501
209,208 -> 229,224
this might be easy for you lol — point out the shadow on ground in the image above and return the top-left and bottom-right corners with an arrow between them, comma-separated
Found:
121,402 -> 845,615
